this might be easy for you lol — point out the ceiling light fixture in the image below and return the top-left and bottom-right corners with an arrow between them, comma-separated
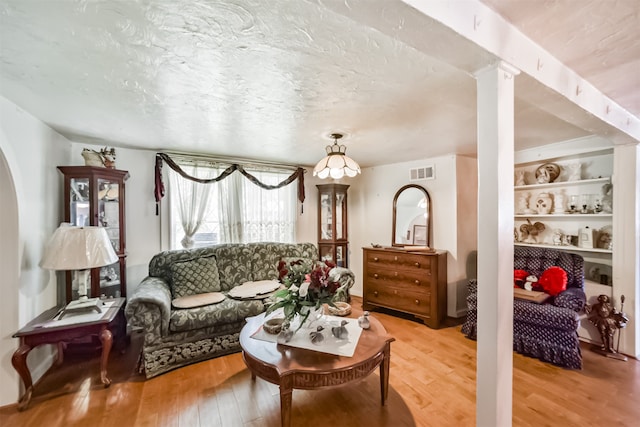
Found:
312,133 -> 361,180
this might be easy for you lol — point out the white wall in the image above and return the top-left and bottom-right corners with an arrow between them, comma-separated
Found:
348,154 -> 477,316
0,95 -> 71,407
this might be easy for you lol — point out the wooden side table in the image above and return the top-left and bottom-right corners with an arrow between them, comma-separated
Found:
11,297 -> 126,410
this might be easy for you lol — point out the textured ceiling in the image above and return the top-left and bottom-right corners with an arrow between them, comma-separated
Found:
0,0 -> 637,168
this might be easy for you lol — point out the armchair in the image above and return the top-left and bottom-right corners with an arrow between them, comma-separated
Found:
461,246 -> 586,369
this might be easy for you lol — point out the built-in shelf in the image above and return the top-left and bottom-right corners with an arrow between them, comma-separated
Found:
515,213 -> 612,218
514,242 -> 612,254
514,176 -> 610,191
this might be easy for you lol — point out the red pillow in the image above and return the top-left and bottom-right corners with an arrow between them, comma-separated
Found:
514,269 -> 529,288
538,266 -> 568,296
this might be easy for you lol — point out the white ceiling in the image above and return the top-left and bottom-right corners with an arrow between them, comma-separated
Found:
0,0 -> 638,168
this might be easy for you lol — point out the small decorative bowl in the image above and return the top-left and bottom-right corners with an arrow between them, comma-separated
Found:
263,318 -> 285,334
326,301 -> 351,317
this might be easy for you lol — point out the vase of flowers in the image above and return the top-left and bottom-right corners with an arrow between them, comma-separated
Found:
266,258 -> 348,332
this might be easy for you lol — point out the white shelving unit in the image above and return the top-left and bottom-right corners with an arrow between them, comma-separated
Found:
514,149 -> 613,259
514,147 -> 614,344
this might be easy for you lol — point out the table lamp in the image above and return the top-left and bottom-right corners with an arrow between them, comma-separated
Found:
39,223 -> 118,318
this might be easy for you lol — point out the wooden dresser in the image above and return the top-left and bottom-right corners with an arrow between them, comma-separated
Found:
362,247 -> 447,328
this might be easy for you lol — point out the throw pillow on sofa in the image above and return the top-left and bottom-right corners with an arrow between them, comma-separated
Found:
172,292 -> 226,309
170,254 -> 222,298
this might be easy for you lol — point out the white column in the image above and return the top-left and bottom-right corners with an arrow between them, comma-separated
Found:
612,144 -> 640,358
475,61 -> 519,427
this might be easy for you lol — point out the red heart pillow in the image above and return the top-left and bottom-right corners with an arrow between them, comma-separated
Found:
538,266 -> 568,296
514,269 -> 529,288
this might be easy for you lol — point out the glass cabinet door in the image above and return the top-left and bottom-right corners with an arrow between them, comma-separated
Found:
317,184 -> 350,267
98,178 -> 121,252
320,193 -> 332,240
70,177 -> 90,226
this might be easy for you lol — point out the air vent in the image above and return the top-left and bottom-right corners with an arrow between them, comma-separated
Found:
409,165 -> 435,181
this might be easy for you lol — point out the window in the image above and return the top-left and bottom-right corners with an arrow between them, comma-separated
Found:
169,163 -> 297,249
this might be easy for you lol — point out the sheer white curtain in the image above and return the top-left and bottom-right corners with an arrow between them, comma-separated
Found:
169,162 -> 217,248
218,169 -> 297,243
218,172 -> 244,243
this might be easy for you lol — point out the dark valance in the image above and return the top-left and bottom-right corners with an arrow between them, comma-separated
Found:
154,153 -> 305,214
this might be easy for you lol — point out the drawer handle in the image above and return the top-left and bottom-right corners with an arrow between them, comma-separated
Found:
373,257 -> 379,262
374,273 -> 379,279
394,256 -> 398,261
414,262 -> 420,268
394,290 -> 398,295
374,291 -> 379,297
427,271 -> 431,276
415,299 -> 420,305
414,280 -> 420,285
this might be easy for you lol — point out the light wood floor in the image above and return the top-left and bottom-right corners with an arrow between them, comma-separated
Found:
1,298 -> 638,427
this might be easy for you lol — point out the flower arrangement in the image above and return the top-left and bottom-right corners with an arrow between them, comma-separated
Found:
266,258 -> 347,330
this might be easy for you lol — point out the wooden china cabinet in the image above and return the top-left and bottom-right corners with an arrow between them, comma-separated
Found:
58,166 -> 129,302
316,184 -> 349,267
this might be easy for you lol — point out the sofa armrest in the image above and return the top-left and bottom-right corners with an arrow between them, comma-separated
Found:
553,287 -> 586,312
124,276 -> 172,340
329,267 -> 355,302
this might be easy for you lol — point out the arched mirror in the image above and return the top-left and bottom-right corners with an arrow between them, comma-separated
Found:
392,184 -> 431,247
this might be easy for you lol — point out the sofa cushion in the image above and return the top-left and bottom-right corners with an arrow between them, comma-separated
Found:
172,292 -> 225,309
170,255 -> 221,298
169,298 -> 265,333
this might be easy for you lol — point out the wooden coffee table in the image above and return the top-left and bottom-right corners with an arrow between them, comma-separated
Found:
240,312 -> 395,427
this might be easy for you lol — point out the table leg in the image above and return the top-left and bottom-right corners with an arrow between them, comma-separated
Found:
99,327 -> 113,387
279,376 -> 293,427
11,343 -> 34,411
379,342 -> 391,406
56,341 -> 66,366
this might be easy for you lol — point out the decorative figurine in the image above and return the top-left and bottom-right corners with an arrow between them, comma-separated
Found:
552,191 -> 566,214
566,162 -> 582,181
535,163 -> 561,184
277,321 -> 294,344
331,320 -> 349,339
535,192 -> 553,214
519,219 -> 545,244
517,192 -> 531,214
515,170 -> 526,186
309,325 -> 325,344
358,311 -> 371,329
585,295 -> 629,361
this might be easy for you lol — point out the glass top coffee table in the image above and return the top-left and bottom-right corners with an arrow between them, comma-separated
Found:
240,312 -> 395,427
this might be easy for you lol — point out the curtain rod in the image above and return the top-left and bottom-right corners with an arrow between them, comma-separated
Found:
159,150 -> 304,172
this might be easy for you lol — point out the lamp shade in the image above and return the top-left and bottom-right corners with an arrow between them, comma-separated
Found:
39,223 -> 118,271
313,133 -> 361,179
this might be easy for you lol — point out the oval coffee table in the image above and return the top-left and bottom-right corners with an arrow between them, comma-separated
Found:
240,312 -> 395,427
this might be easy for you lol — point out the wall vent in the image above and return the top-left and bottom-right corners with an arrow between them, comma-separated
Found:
409,165 -> 435,181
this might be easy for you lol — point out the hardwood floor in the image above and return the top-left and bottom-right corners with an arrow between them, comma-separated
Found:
1,297 -> 638,427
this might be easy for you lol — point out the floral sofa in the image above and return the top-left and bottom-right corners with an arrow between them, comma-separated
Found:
461,246 -> 586,369
125,242 -> 354,378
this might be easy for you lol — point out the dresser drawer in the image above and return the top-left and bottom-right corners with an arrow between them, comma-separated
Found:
365,251 -> 433,273
365,267 -> 431,289
365,281 -> 431,316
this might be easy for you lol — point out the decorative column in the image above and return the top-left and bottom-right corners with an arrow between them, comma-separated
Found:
612,144 -> 639,358
475,61 -> 519,427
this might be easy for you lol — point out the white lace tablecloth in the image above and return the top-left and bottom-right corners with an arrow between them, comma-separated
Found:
250,313 -> 363,357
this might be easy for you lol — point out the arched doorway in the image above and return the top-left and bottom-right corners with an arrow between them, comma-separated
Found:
0,142 -> 21,405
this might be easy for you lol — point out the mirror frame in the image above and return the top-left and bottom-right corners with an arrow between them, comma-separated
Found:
392,184 -> 432,247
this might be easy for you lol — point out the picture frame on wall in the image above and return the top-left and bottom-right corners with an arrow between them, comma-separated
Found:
413,225 -> 427,245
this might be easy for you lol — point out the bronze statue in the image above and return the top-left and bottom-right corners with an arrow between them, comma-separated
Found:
585,294 -> 628,360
